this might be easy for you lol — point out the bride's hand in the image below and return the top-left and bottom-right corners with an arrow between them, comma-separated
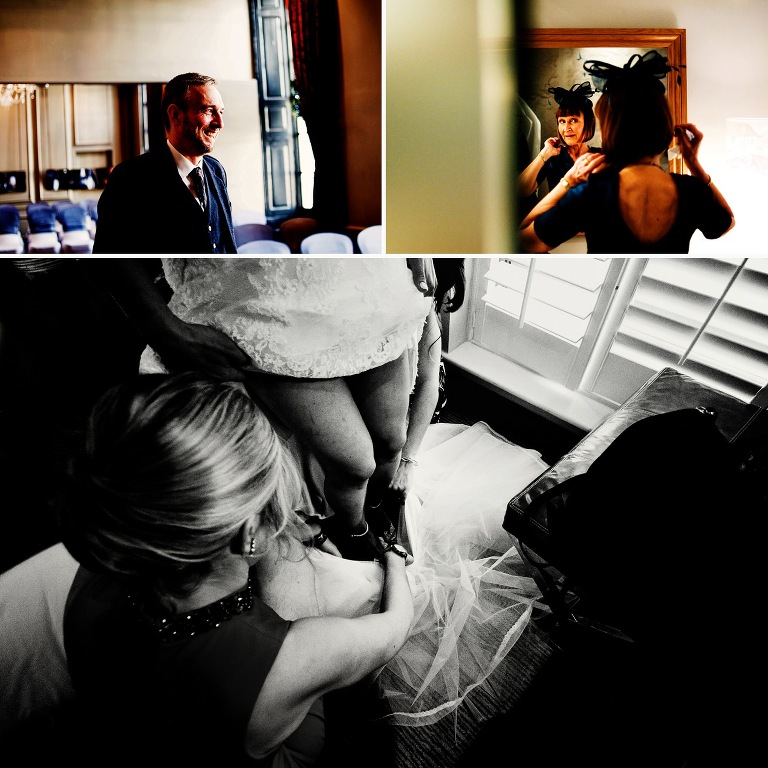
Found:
406,258 -> 436,297
389,462 -> 414,501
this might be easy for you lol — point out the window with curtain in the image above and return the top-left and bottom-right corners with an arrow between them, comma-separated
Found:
283,0 -> 346,227
472,257 -> 768,408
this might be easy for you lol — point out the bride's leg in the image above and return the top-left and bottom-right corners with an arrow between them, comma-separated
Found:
347,352 -> 412,508
246,374 -> 374,532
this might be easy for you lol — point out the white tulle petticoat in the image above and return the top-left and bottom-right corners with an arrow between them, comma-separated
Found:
300,421 -> 549,726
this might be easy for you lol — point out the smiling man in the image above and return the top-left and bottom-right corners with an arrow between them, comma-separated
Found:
93,73 -> 237,254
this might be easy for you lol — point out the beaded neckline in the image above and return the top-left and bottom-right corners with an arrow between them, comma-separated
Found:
129,574 -> 255,644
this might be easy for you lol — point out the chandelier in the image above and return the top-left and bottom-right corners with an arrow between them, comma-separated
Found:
0,84 -> 35,108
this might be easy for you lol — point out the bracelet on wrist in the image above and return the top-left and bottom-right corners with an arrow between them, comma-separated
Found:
400,455 -> 418,466
559,177 -> 572,190
381,543 -> 408,560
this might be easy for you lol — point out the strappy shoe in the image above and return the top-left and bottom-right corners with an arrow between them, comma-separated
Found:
321,517 -> 384,562
368,490 -> 412,554
365,491 -> 403,542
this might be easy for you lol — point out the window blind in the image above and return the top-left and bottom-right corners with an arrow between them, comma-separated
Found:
603,257 -> 768,402
482,257 -> 612,344
477,257 -> 618,387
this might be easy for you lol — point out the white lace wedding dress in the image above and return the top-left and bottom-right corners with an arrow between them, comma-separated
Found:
140,257 -> 432,378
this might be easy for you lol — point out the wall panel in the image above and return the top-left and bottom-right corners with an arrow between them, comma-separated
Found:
0,0 -> 253,83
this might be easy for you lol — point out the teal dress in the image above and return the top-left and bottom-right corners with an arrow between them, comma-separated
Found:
63,566 -> 325,766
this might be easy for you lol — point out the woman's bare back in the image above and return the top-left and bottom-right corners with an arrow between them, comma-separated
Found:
618,166 -> 679,244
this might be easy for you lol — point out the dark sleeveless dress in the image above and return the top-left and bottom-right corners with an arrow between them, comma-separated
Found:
533,168 -> 733,253
63,566 -> 324,766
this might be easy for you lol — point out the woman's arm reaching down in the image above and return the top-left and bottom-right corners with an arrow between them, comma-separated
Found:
245,546 -> 413,756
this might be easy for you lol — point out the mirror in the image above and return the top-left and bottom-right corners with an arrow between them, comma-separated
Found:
518,28 -> 687,184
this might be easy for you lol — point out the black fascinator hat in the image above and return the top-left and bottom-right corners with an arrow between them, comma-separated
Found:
583,50 -> 683,94
586,50 -> 678,166
548,81 -> 595,111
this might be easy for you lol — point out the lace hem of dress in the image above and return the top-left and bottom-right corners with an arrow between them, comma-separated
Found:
139,324 -> 419,380
232,326 -> 418,379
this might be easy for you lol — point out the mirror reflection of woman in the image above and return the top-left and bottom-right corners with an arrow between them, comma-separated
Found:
519,52 -> 735,254
518,83 -> 598,211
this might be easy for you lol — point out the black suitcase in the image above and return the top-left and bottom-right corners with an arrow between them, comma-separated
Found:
503,367 -> 767,640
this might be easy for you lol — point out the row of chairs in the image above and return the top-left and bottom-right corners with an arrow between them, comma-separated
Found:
2,202 -> 381,256
234,217 -> 382,255
0,201 -> 96,254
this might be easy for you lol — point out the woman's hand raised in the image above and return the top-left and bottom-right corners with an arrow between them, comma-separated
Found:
540,136 -> 563,161
675,123 -> 704,173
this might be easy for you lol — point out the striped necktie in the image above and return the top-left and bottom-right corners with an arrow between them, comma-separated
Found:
188,166 -> 207,211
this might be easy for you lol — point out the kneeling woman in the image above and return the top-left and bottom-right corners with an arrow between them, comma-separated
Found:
60,374 -> 414,766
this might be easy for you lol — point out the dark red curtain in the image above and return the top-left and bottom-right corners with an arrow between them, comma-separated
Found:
285,0 -> 347,229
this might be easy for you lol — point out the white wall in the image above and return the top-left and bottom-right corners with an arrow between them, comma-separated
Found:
387,0 -> 517,254
531,0 -> 768,253
0,0 -> 253,83
387,0 -> 487,253
0,0 -> 264,217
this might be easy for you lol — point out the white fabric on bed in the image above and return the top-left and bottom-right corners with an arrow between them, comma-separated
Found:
0,543 -> 78,734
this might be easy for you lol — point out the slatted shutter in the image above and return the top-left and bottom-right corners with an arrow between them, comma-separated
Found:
590,258 -> 768,405
476,257 -> 622,387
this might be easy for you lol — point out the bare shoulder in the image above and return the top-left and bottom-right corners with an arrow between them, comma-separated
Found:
618,169 -> 678,243
244,615 -> 368,756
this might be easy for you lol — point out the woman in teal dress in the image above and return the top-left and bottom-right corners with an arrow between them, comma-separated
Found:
60,373 -> 414,766
59,368 -> 546,762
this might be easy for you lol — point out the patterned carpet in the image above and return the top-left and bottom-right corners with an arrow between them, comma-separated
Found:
317,617 -> 559,768
390,622 -> 557,768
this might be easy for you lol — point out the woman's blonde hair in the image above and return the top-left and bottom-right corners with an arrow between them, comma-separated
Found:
60,373 -> 305,597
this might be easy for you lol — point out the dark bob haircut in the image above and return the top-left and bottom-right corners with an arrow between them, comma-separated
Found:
555,103 -> 596,144
594,78 -> 673,167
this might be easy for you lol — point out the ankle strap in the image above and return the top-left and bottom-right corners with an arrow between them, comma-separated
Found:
349,521 -> 369,538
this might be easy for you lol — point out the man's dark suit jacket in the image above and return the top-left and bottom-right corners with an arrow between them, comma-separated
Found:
93,146 -> 237,254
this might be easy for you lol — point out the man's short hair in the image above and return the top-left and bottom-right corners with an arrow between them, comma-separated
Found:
161,73 -> 216,131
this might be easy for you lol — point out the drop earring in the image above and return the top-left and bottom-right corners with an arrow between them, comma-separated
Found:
249,537 -> 257,556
